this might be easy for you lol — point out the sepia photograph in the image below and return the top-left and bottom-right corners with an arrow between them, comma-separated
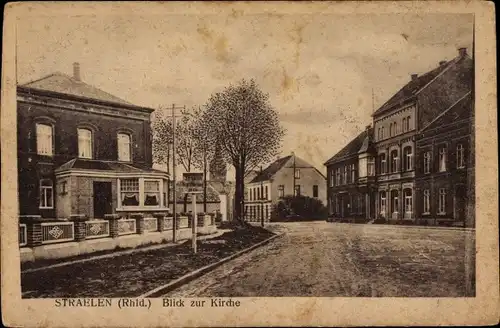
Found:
1,1 -> 498,327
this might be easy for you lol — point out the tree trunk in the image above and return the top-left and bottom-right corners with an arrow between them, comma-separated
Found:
234,164 -> 244,222
203,152 -> 207,213
183,193 -> 188,213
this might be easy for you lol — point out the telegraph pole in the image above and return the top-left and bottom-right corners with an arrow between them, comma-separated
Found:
171,103 -> 185,243
260,165 -> 264,227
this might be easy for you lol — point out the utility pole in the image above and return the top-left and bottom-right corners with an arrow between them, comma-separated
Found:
292,152 -> 296,197
171,103 -> 185,243
260,165 -> 264,227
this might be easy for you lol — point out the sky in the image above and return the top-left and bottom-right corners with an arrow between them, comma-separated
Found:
16,9 -> 473,178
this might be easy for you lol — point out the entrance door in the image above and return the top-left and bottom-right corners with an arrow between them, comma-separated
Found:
93,182 -> 112,219
454,184 -> 467,222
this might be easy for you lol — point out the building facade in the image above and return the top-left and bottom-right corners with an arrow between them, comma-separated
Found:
324,127 -> 376,222
324,47 -> 474,226
17,63 -> 169,220
415,92 -> 474,227
245,153 -> 327,222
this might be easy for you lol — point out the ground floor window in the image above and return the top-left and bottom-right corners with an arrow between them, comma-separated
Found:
379,191 -> 386,215
120,178 -> 140,206
144,180 -> 160,206
39,179 -> 54,209
404,189 -> 412,214
438,188 -> 447,214
423,189 -> 430,213
391,190 -> 399,214
119,177 -> 168,208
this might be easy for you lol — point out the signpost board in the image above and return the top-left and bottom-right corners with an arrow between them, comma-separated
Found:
183,172 -> 203,253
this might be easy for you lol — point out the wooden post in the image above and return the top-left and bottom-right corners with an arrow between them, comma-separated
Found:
191,193 -> 197,254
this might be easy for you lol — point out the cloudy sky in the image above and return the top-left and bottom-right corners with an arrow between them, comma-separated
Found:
16,9 -> 473,177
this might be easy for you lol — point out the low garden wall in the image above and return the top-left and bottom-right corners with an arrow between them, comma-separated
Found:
19,213 -> 217,263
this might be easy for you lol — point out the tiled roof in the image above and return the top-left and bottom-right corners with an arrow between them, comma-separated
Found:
56,158 -> 168,175
250,154 -> 316,183
21,72 -> 133,106
324,129 -> 370,165
372,58 -> 459,117
420,92 -> 473,132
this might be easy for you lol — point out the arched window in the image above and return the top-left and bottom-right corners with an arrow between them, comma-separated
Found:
390,150 -> 399,173
391,190 -> 399,215
403,146 -> 413,171
379,153 -> 387,174
78,128 -> 93,159
404,189 -> 413,214
379,191 -> 387,216
423,151 -> 431,173
406,116 -> 411,131
117,133 -> 131,162
439,146 -> 447,172
402,118 -> 407,132
393,122 -> 397,135
389,123 -> 393,137
423,189 -> 430,213
457,144 -> 465,168
36,123 -> 53,156
381,127 -> 385,140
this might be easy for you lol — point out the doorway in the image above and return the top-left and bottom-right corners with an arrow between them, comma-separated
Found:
93,181 -> 112,218
454,184 -> 467,222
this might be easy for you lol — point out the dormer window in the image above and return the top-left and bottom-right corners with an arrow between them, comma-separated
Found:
78,128 -> 93,159
118,133 -> 131,162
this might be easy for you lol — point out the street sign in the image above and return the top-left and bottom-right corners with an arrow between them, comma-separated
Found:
183,172 -> 203,194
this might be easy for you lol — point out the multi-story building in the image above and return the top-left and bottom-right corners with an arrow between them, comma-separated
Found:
372,47 -> 473,223
415,91 -> 474,227
17,63 -> 170,219
324,126 -> 376,222
324,47 -> 473,225
244,153 -> 326,222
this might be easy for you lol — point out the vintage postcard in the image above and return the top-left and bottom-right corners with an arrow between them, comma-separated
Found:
1,1 -> 498,327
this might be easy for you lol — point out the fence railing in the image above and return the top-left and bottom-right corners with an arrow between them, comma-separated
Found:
41,222 -> 75,244
143,217 -> 158,232
163,217 -> 173,230
178,216 -> 189,228
19,224 -> 27,247
118,218 -> 137,235
85,220 -> 110,239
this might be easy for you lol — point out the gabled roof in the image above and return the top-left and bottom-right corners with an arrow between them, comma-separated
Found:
250,154 -> 318,183
372,56 -> 464,117
324,128 -> 372,165
420,91 -> 473,132
21,72 -> 133,106
169,180 -> 223,203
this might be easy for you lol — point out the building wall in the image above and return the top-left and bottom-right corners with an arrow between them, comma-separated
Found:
271,166 -> 327,205
373,104 -> 416,143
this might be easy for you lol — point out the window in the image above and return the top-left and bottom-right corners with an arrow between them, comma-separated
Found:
379,154 -> 387,174
336,168 -> 341,185
78,128 -> 93,159
294,185 -> 301,196
144,180 -> 160,206
163,180 -> 168,207
406,116 -> 411,131
265,186 -> 268,199
403,147 -> 413,171
120,178 -> 139,206
380,191 -> 387,215
457,144 -> 465,168
36,123 -> 54,156
423,189 -> 430,213
390,150 -> 399,173
404,189 -> 412,214
39,179 -> 54,209
351,164 -> 356,182
393,122 -> 397,136
330,170 -> 335,187
378,128 -> 382,140
439,146 -> 447,172
381,127 -> 384,139
335,196 -> 340,213
313,185 -> 318,198
257,187 -> 260,200
294,169 -> 300,179
367,157 -> 375,176
402,118 -> 407,132
253,188 -> 256,201
278,185 -> 284,198
438,188 -> 446,214
424,151 -> 431,174
391,190 -> 399,214
117,133 -> 131,162
389,123 -> 393,137
343,166 -> 348,184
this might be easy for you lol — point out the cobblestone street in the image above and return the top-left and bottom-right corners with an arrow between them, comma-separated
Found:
164,221 -> 475,297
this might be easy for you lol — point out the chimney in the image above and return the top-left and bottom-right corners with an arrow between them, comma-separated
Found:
439,60 -> 447,66
458,47 -> 467,57
411,74 -> 418,81
73,62 -> 81,81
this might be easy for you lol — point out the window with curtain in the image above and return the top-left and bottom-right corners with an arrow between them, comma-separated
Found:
438,188 -> 447,214
336,168 -> 341,185
402,118 -> 406,132
390,150 -> 399,173
36,123 -> 53,156
423,189 -> 430,213
294,169 -> 300,179
120,178 -> 139,206
39,179 -> 54,209
367,157 -> 375,176
404,189 -> 412,213
391,190 -> 399,214
144,180 -> 160,206
343,166 -> 348,184
118,133 -> 131,162
278,185 -> 284,198
424,151 -> 431,173
294,185 -> 301,196
403,146 -> 413,171
379,154 -> 386,174
380,191 -> 386,215
78,128 -> 93,159
439,146 -> 447,172
351,163 -> 356,182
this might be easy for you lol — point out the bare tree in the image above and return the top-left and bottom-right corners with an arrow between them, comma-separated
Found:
202,79 -> 285,222
152,110 -> 173,172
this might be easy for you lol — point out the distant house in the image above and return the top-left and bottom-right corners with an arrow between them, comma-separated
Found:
324,126 -> 376,222
415,92 -> 474,227
17,63 -> 169,220
244,153 -> 326,222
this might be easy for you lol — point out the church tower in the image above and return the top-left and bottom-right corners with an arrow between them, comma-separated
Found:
209,144 -> 227,182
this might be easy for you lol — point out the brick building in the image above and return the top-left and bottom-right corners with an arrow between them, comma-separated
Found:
324,47 -> 474,225
415,92 -> 474,227
244,153 -> 326,222
324,126 -> 376,222
17,63 -> 169,220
